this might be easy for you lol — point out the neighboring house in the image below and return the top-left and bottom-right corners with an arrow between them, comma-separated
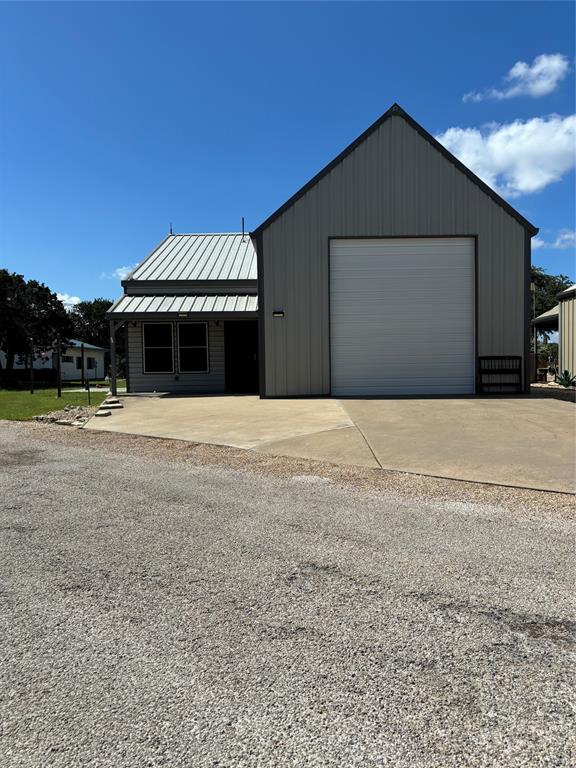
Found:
108,103 -> 538,397
0,339 -> 107,381
532,284 -> 576,375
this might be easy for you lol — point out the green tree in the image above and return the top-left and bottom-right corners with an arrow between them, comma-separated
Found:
70,298 -> 126,376
70,298 -> 113,348
531,266 -> 572,318
0,270 -> 73,372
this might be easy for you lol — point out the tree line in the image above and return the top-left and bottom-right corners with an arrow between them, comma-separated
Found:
0,270 -> 124,377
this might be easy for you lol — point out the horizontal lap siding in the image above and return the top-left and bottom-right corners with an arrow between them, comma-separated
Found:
261,115 -> 528,396
127,321 -> 225,393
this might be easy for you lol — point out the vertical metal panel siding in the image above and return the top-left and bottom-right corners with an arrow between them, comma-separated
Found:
560,296 -> 576,374
127,321 -> 225,393
262,115 -> 527,396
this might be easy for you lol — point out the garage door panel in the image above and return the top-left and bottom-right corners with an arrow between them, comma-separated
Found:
330,238 -> 475,396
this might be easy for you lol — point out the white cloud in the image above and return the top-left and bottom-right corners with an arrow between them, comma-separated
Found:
57,292 -> 81,309
533,229 -> 575,250
436,113 -> 576,197
463,53 -> 570,102
100,265 -> 137,280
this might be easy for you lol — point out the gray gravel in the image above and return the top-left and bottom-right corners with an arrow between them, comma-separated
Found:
0,421 -> 574,767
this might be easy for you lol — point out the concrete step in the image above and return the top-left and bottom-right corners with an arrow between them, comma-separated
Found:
94,410 -> 112,417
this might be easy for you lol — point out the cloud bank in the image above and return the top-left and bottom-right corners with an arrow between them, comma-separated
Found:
463,53 -> 570,102
57,292 -> 81,309
436,114 -> 576,197
101,265 -> 138,280
533,229 -> 575,250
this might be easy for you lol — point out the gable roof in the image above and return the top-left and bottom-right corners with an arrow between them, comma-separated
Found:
123,233 -> 257,284
558,284 -> 576,301
251,103 -> 538,237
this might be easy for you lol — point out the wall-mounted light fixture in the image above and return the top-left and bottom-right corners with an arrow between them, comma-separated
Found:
272,310 -> 284,318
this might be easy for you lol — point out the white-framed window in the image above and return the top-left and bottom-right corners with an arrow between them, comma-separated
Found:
143,323 -> 174,373
86,357 -> 96,370
177,322 -> 209,373
61,355 -> 73,363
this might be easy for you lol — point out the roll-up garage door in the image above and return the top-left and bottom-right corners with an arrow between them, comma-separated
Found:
330,238 -> 475,395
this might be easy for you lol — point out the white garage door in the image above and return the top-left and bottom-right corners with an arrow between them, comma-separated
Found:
330,238 -> 475,396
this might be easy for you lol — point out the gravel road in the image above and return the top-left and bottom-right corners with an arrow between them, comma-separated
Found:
1,421 -> 574,767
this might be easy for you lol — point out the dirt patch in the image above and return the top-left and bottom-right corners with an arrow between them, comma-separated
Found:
0,448 -> 45,466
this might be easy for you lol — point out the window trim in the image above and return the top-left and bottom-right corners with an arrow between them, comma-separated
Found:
142,322 -> 175,374
177,321 -> 210,374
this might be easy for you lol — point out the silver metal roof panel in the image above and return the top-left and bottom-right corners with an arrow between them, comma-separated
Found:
127,234 -> 257,282
107,294 -> 258,317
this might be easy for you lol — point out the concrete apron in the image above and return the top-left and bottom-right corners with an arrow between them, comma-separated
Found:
85,395 -> 576,494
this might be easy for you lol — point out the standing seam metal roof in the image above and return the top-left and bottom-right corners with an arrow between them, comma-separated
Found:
127,234 -> 257,282
108,294 -> 258,316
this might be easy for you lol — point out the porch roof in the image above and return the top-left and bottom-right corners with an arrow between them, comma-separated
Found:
107,294 -> 258,319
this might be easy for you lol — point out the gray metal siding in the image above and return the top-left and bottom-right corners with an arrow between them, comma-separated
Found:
260,114 -> 529,396
127,321 -> 225,393
559,294 -> 575,374
124,281 -> 257,296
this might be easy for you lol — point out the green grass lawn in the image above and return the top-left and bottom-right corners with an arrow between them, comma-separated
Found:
0,388 -> 107,421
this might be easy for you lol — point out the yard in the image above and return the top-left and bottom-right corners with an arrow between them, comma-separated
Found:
0,388 -> 107,420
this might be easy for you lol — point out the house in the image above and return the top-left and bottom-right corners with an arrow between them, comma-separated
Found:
532,284 -> 576,375
108,235 -> 258,394
108,103 -> 538,397
0,339 -> 107,381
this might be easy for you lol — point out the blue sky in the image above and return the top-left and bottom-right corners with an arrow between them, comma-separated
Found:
1,1 -> 574,306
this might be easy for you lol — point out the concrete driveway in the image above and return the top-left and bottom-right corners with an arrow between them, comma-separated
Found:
87,395 -> 575,493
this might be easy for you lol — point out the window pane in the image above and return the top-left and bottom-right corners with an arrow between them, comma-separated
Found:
144,323 -> 172,347
179,323 -> 207,347
87,357 -> 95,369
179,347 -> 208,372
144,348 -> 173,373
76,357 -> 82,369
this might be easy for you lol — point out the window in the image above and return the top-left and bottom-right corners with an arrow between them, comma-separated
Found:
86,357 -> 96,370
143,323 -> 174,373
61,355 -> 73,363
76,357 -> 82,370
178,322 -> 208,373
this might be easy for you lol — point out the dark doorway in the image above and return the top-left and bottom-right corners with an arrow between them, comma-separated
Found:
224,320 -> 259,393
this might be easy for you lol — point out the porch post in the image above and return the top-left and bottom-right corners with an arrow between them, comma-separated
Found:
110,320 -> 117,396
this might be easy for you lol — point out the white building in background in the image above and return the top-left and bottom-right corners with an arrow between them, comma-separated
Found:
0,339 -> 107,381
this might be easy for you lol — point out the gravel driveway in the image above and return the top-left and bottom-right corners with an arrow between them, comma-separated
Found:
1,421 -> 574,767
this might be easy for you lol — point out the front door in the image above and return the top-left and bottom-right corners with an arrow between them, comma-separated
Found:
224,320 -> 259,393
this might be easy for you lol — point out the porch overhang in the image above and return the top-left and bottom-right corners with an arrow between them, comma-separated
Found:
106,294 -> 258,321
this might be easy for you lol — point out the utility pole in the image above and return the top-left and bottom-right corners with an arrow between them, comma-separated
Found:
29,337 -> 34,395
81,343 -> 85,388
56,338 -> 62,398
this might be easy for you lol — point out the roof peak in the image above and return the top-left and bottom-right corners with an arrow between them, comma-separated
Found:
251,102 -> 537,237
